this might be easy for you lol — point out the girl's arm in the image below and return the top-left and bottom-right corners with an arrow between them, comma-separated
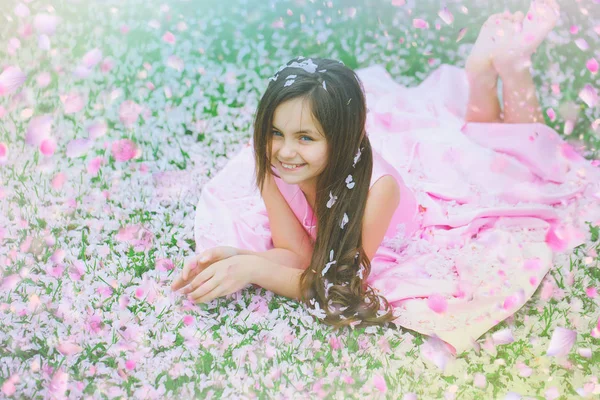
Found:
236,247 -> 308,271
241,255 -> 303,301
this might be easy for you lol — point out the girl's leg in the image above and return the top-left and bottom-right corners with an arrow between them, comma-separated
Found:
464,11 -> 520,124
498,62 -> 545,124
492,0 -> 560,124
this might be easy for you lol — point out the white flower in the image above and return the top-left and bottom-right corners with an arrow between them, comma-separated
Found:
340,213 -> 349,229
284,79 -> 295,87
353,147 -> 362,167
326,191 -> 337,208
322,80 -> 327,91
345,174 -> 355,189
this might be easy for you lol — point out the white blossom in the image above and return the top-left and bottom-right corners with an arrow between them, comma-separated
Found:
284,79 -> 295,87
322,80 -> 327,91
340,213 -> 349,229
353,147 -> 362,167
345,174 -> 355,189
326,191 -> 337,208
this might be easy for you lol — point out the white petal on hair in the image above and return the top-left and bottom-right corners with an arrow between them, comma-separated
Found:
322,260 -> 336,276
357,265 -> 365,279
326,191 -> 337,208
345,174 -> 355,189
322,80 -> 327,91
269,73 -> 278,82
329,249 -> 334,261
347,98 -> 352,105
340,213 -> 349,229
287,74 -> 297,79
287,58 -> 318,73
353,147 -> 362,167
284,79 -> 294,87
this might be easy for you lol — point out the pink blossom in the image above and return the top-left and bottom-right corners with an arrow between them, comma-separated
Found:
33,14 -> 59,36
51,172 -> 66,190
272,20 -> 284,29
155,258 -> 174,272
1,374 -> 18,396
162,31 -> 176,44
587,58 -> 599,74
118,100 -> 142,127
546,107 -> 556,121
66,138 -> 93,158
579,84 -> 598,108
373,374 -> 387,394
14,3 -> 30,18
0,142 -> 8,165
427,293 -> 447,313
585,287 -> 597,298
100,58 -> 114,73
48,369 -> 68,398
40,138 -> 56,156
87,156 -> 104,175
413,18 -> 429,29
0,66 -> 27,96
86,120 -> 108,139
328,335 -> 342,350
61,92 -> 85,114
111,139 -> 138,162
82,48 -> 102,68
57,342 -> 83,356
125,360 -> 136,370
166,55 -> 184,71
36,71 -> 51,87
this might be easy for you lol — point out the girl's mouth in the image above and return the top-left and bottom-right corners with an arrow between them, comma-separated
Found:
279,160 -> 307,171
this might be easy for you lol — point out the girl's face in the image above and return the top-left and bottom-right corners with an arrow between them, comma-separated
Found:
270,97 -> 328,186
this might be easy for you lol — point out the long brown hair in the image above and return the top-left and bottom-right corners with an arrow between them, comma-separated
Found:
253,57 -> 396,330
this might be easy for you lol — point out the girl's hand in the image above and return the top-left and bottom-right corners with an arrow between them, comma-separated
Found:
170,246 -> 239,292
182,255 -> 255,304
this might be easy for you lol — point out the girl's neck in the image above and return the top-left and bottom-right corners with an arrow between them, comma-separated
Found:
298,181 -> 317,211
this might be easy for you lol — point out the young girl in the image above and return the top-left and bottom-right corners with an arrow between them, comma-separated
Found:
171,0 -> 600,354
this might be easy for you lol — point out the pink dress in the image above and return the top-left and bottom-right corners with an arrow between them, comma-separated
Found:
192,64 -> 600,353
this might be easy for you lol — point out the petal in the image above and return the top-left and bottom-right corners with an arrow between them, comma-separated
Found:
492,328 -> 514,345
66,138 -> 93,158
546,327 -> 576,357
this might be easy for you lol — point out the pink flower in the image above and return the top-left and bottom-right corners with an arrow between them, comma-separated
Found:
546,107 -> 556,121
66,138 -> 93,158
587,58 -> 599,74
373,374 -> 387,394
162,31 -> 176,44
82,48 -> 102,68
87,156 -> 104,176
86,120 -> 107,139
36,72 -> 52,88
585,287 -> 597,298
118,100 -> 142,127
155,258 -> 174,272
61,92 -> 85,114
427,293 -> 447,314
413,18 -> 429,29
100,58 -> 114,73
0,142 -> 8,165
0,66 -> 27,96
579,84 -> 598,108
51,172 -> 66,190
40,138 -> 56,156
33,14 -> 59,36
492,328 -> 514,345
48,369 -> 68,398
111,139 -> 138,162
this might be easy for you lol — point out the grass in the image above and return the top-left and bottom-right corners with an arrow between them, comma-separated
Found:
0,0 -> 599,399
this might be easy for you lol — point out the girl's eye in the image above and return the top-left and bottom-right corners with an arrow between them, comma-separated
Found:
272,131 -> 313,142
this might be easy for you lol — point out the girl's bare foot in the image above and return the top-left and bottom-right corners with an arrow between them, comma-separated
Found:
491,0 -> 560,76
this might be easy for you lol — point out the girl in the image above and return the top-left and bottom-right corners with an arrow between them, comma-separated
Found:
171,0 -> 600,354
